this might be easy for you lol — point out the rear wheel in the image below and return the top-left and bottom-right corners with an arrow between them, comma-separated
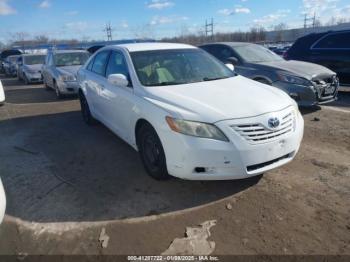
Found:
137,123 -> 170,180
79,92 -> 97,125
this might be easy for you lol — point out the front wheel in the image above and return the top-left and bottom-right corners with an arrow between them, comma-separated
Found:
54,81 -> 64,99
23,74 -> 29,85
79,92 -> 97,126
137,123 -> 170,180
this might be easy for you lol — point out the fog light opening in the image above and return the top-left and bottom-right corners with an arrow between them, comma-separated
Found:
195,167 -> 206,173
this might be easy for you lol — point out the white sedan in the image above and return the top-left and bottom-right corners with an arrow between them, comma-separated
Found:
77,43 -> 304,180
0,178 -> 5,224
0,80 -> 5,105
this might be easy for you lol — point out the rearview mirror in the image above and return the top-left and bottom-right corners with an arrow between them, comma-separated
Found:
108,74 -> 129,87
225,64 -> 235,71
226,57 -> 239,65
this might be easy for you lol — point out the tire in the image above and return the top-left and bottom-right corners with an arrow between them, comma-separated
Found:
137,123 -> 170,180
54,81 -> 64,99
23,74 -> 29,85
79,92 -> 97,126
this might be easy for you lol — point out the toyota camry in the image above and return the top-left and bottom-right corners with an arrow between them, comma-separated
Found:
77,43 -> 304,181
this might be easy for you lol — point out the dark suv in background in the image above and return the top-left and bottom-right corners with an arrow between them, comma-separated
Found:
285,30 -> 350,86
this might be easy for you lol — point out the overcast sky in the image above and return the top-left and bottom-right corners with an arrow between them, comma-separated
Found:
0,0 -> 349,42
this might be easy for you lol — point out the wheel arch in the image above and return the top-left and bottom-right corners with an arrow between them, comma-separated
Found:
252,76 -> 273,85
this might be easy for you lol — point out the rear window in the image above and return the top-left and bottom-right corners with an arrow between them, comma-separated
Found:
313,32 -> 350,49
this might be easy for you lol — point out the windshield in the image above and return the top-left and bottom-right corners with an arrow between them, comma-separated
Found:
234,44 -> 284,63
130,49 -> 235,86
9,56 -> 18,63
55,52 -> 89,67
24,55 -> 45,65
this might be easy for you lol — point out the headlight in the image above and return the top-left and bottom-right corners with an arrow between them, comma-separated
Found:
59,75 -> 76,82
277,72 -> 310,86
166,117 -> 229,142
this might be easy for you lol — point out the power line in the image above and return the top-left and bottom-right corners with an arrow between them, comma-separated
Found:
103,22 -> 114,41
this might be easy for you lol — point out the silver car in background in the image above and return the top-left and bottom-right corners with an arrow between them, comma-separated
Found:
42,50 -> 90,98
18,54 -> 46,85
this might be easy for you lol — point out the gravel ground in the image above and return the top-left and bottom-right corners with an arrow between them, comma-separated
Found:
0,75 -> 349,256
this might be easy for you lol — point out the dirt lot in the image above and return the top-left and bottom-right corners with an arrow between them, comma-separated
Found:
0,75 -> 349,256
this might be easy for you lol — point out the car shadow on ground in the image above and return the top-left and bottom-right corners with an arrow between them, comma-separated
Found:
0,111 -> 261,223
4,86 -> 77,104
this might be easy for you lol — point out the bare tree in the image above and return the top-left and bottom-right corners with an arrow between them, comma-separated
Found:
273,23 -> 288,42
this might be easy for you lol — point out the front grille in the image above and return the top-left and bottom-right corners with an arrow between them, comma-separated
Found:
247,153 -> 293,172
232,111 -> 294,144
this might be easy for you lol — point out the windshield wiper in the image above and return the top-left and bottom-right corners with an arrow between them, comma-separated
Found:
203,76 -> 229,82
151,81 -> 185,86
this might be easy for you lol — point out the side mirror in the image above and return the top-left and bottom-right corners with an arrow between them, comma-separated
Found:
225,64 -> 235,71
108,74 -> 129,87
226,57 -> 239,65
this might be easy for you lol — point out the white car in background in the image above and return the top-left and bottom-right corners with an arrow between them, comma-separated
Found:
0,80 -> 5,106
77,43 -> 304,181
0,178 -> 5,224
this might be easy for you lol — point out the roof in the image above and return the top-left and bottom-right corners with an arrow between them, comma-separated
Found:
51,49 -> 89,54
113,42 -> 196,52
200,42 -> 254,47
21,54 -> 46,57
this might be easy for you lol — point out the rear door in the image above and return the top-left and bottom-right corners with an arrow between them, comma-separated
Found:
310,32 -> 350,85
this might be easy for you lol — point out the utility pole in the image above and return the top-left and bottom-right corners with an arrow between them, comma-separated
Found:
304,13 -> 316,29
103,22 -> 113,41
205,18 -> 214,40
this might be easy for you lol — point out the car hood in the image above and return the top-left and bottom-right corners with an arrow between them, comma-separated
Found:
143,75 -> 294,123
255,60 -> 336,80
24,64 -> 42,72
57,65 -> 81,77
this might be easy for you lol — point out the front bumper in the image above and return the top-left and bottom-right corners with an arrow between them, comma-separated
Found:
57,80 -> 79,94
0,178 -> 6,224
26,73 -> 43,83
273,80 -> 339,107
160,107 -> 304,180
